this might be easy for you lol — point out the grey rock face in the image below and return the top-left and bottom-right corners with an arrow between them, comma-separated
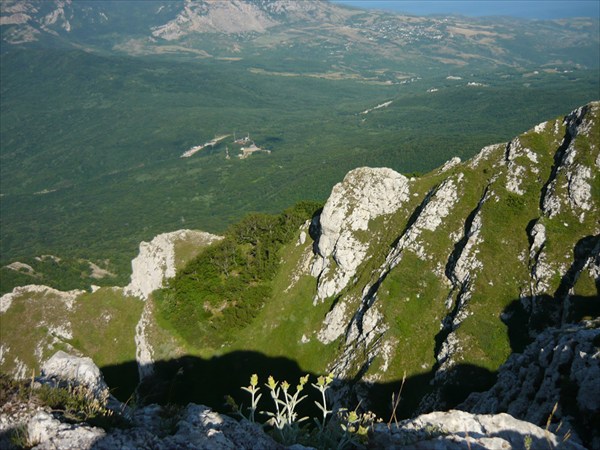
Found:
95,404 -> 284,450
162,404 -> 283,449
2,351 -> 283,450
371,410 -> 586,450
541,103 -> 596,221
124,229 -> 222,301
26,411 -> 105,450
311,167 -> 410,302
460,320 -> 600,448
40,351 -> 110,399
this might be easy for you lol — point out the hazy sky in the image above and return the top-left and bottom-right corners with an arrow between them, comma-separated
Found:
333,1 -> 600,19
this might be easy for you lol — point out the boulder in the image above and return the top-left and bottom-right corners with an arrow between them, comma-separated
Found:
371,410 -> 586,449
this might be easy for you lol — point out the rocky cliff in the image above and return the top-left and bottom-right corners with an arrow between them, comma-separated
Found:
298,102 -> 599,414
460,319 -> 600,448
124,229 -> 222,301
0,230 -> 219,385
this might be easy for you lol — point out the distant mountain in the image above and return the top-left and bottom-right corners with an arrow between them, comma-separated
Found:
2,0 -> 599,71
2,101 -> 598,446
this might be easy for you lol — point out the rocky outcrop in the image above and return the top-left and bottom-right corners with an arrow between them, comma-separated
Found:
504,137 -> 539,196
14,404 -> 284,450
311,167 -> 410,302
319,172 -> 464,382
303,102 -> 599,419
460,320 -> 600,448
24,411 -> 104,450
371,410 -> 585,450
541,103 -> 596,221
10,406 -> 585,450
0,285 -> 84,314
432,185 -> 490,384
1,351 -> 284,449
40,351 -> 109,397
0,285 -> 87,380
124,229 -> 222,301
124,229 -> 221,381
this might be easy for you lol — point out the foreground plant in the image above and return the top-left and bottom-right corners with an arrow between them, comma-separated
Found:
36,383 -> 114,425
229,373 -> 376,449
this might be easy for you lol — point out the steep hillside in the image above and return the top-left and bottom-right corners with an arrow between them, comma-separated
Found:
149,101 -> 599,413
0,230 -> 220,398
1,102 -> 598,445
290,101 -> 599,407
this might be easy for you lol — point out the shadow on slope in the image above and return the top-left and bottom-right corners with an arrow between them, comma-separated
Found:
100,350 -> 496,422
98,283 -> 598,430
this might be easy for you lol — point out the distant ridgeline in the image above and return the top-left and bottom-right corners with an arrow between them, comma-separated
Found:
1,103 -> 598,448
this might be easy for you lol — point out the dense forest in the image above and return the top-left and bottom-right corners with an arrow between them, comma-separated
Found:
2,46 -> 597,294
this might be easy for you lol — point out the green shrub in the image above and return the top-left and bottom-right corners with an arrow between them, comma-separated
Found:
156,201 -> 322,347
36,383 -> 114,426
8,424 -> 36,450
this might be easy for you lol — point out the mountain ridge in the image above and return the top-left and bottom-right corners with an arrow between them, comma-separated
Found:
2,0 -> 598,71
1,103 -> 598,447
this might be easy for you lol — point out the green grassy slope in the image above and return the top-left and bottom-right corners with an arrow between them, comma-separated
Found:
0,287 -> 142,383
150,102 -> 599,416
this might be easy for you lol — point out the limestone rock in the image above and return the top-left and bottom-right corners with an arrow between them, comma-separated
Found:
468,143 -> 504,168
371,410 -> 585,450
385,174 -> 462,269
0,349 -> 592,450
1,351 -> 284,449
40,351 -> 110,399
438,156 -> 461,173
311,167 -> 410,302
124,229 -> 222,301
321,173 -> 464,388
542,102 -> 598,221
161,404 -> 283,449
27,411 -> 105,450
460,320 -> 600,448
504,137 -> 539,195
317,298 -> 349,344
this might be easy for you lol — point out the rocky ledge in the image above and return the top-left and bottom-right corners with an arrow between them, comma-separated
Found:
0,352 -> 586,450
